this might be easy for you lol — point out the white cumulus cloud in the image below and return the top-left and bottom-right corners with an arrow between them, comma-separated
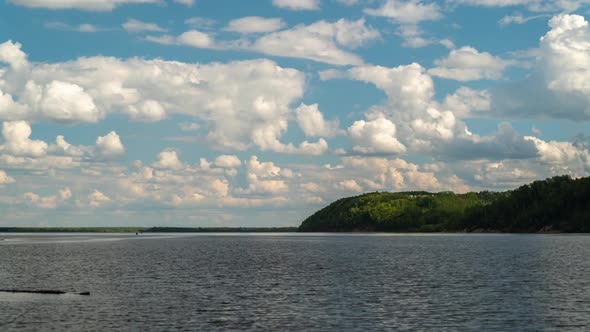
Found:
489,14 -> 590,120
149,18 -> 379,66
272,0 -> 320,10
214,155 -> 242,168
152,150 -> 184,170
364,0 -> 442,24
429,46 -> 516,81
225,17 -> 287,34
95,131 -> 125,160
123,19 -> 166,33
1,121 -> 48,157
0,170 -> 15,185
348,117 -> 407,155
8,0 -> 160,11
296,103 -> 339,138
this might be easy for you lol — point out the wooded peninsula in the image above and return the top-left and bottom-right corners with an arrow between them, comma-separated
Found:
298,175 -> 590,233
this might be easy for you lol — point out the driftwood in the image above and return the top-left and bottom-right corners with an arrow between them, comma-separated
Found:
0,289 -> 89,296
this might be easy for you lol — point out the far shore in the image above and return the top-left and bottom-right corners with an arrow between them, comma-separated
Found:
0,227 -> 579,234
0,227 -> 299,233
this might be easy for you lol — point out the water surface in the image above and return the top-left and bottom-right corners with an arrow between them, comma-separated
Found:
1,233 -> 589,331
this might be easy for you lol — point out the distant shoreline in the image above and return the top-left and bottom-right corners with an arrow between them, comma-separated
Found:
0,227 -> 577,234
0,227 -> 298,233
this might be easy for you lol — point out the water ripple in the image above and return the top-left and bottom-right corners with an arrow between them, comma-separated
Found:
1,234 -> 589,331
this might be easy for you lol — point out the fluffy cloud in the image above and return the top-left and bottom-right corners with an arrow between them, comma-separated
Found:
336,179 -> 364,192
436,122 -> 539,160
328,62 -> 549,161
450,0 -> 589,12
1,121 -> 48,157
488,14 -> 590,120
59,187 -> 72,200
7,140 -> 585,220
127,100 -> 166,122
239,156 -> 289,195
272,0 -> 320,10
0,40 -> 28,70
177,30 -> 216,48
152,150 -> 184,170
214,155 -> 242,168
0,90 -> 27,122
225,17 -> 287,33
95,131 -> 125,160
539,15 -> 590,96
8,0 -> 160,11
429,46 -> 516,81
349,63 -> 434,112
249,119 -> 329,155
247,156 -> 282,178
0,42 -> 328,152
0,154 -> 79,170
2,7 -> 589,226
348,117 -> 407,154
121,171 -> 201,206
247,156 -> 446,200
24,187 -> 72,209
341,156 -> 441,192
408,107 -> 461,144
295,103 -> 339,138
24,192 -> 58,209
118,152 -> 260,207
442,159 -> 540,190
243,178 -> 288,195
443,87 -> 491,118
0,120 -> 127,173
0,169 -> 15,185
87,189 -> 111,208
146,30 -> 217,48
251,18 -> 380,65
153,153 -> 370,207
364,0 -> 442,24
437,14 -> 590,120
148,18 -> 379,65
298,139 -> 329,156
362,1 -> 445,48
35,80 -> 102,123
396,25 -> 432,48
123,19 -> 166,33
443,144 -> 590,191
327,49 -> 590,173
525,136 -> 590,170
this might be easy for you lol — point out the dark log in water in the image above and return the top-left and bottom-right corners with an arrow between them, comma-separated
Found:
0,289 -> 89,295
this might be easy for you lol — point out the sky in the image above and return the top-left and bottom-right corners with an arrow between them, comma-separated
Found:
0,0 -> 589,227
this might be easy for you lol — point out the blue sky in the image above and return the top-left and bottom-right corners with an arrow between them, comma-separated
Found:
0,0 -> 589,227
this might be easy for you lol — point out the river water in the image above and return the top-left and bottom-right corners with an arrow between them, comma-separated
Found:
1,233 -> 589,331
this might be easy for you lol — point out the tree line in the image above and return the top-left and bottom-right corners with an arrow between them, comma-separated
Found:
298,175 -> 590,233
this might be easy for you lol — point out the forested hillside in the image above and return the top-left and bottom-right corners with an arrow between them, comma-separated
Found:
298,176 -> 590,233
